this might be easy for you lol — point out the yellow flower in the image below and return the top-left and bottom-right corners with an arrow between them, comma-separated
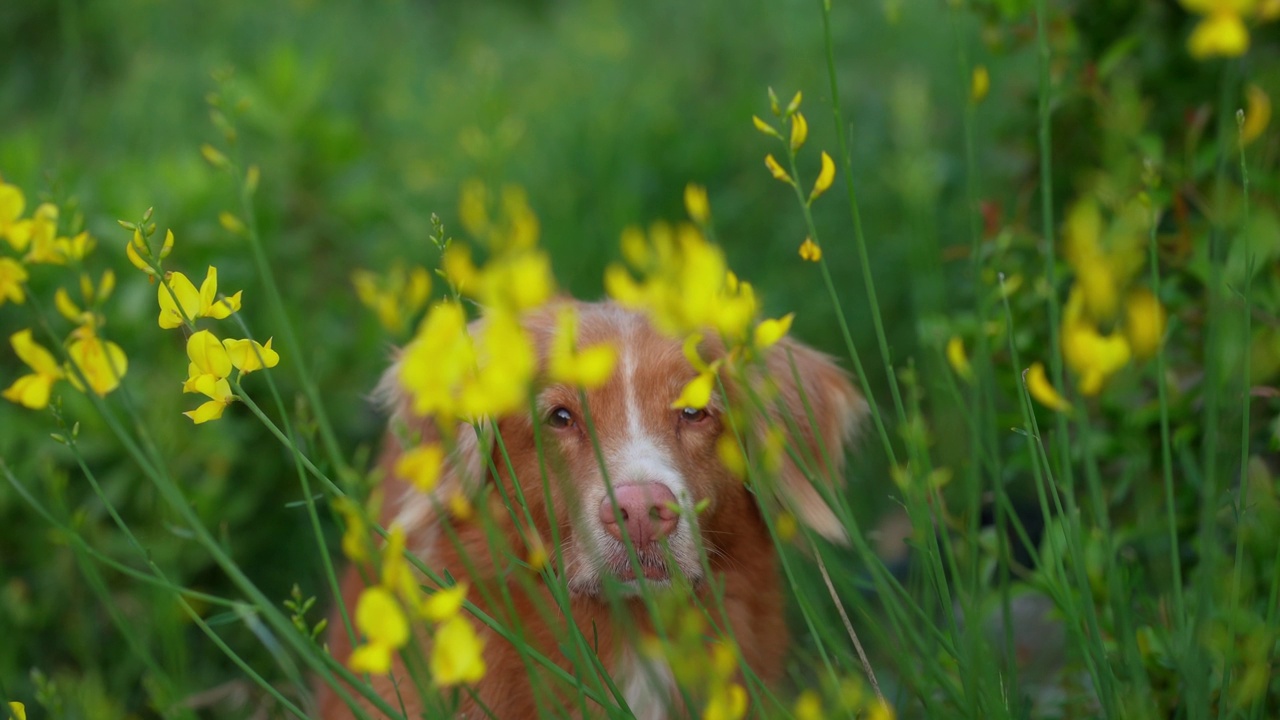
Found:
352,264 -> 432,335
798,237 -> 822,262
222,337 -> 280,374
794,690 -> 823,720
65,329 -> 128,397
1025,362 -> 1072,413
684,183 -> 711,224
1062,289 -> 1133,395
1241,83 -> 1271,145
673,371 -> 716,410
55,231 -> 95,262
1125,288 -> 1166,361
549,306 -> 618,389
764,154 -> 792,184
946,336 -> 973,382
459,310 -> 538,418
183,330 -> 233,396
810,151 -> 836,202
459,180 -> 490,238
716,434 -> 746,479
0,183 -> 27,251
184,378 -> 234,424
774,511 -> 798,543
3,329 -> 65,409
431,614 -> 486,686
790,111 -> 808,152
970,65 -> 990,103
423,582 -> 469,622
459,249 -> 555,315
380,525 -> 420,612
751,115 -> 781,139
753,313 -> 794,350
8,702 -> 25,720
785,90 -> 803,116
864,700 -> 897,720
349,586 -> 410,675
395,444 -> 445,492
703,682 -> 747,720
334,494 -> 379,562
0,257 -> 27,305
1183,0 -> 1251,58
23,203 -> 64,265
399,302 -> 474,420
158,267 -> 242,329
126,228 -> 175,277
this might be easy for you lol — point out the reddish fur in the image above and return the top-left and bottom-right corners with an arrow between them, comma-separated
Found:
317,302 -> 862,719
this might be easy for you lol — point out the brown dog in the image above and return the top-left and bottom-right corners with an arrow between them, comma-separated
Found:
318,301 -> 862,718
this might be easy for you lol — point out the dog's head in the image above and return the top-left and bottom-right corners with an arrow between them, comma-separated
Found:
380,301 -> 864,597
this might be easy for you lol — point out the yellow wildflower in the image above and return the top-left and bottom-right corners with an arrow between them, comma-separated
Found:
8,702 -> 25,720
790,111 -> 809,152
0,257 -> 27,305
158,267 -> 242,329
785,90 -> 803,116
399,302 -> 473,420
810,152 -> 836,203
65,329 -> 128,397
704,683 -> 748,720
764,154 -> 792,184
352,264 -> 432,335
423,583 -> 469,622
3,330 -> 65,409
334,494 -> 378,562
1182,0 -> 1252,58
55,231 -> 95,262
971,65 -> 990,103
1062,289 -> 1132,395
549,306 -> 618,390
431,614 -> 486,686
380,525 -> 420,612
716,434 -> 747,479
794,690 -> 823,720
222,337 -> 280,374
864,700 -> 897,720
23,203 -> 64,264
774,511 -> 798,543
1025,362 -> 1072,413
753,313 -> 794,350
349,586 -> 410,675
459,310 -> 537,418
1124,289 -> 1166,360
798,237 -> 822,262
183,330 -> 233,396
184,378 -> 234,423
751,115 -> 781,139
684,183 -> 710,224
1242,83 -> 1271,144
459,180 -> 490,238
946,336 -> 973,382
0,183 -> 27,251
126,228 -> 175,277
396,444 -> 445,492
448,491 -> 474,521
673,371 -> 716,410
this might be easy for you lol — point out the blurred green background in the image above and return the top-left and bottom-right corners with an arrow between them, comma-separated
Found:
6,0 -> 1270,715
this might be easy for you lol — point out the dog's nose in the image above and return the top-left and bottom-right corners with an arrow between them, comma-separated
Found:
599,484 -> 679,546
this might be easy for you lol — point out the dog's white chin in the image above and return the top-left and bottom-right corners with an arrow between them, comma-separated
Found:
566,552 -> 702,598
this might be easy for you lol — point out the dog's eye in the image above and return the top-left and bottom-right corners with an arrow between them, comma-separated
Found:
547,406 -> 575,429
679,407 -> 708,423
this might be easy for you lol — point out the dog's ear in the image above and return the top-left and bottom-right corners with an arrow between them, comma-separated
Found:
754,337 -> 865,543
374,357 -> 490,508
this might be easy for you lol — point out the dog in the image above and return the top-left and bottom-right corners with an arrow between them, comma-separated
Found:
318,300 -> 863,718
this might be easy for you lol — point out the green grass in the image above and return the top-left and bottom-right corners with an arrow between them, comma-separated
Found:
2,0 -> 1280,717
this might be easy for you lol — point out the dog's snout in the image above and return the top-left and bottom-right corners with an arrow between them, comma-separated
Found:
599,484 -> 679,546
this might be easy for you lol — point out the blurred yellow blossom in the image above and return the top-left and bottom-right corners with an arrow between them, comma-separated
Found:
751,115 -> 782,139
395,444 -> 445,492
22,203 -> 62,264
798,237 -> 822,262
684,183 -> 710,224
8,702 -> 25,720
422,583 -> 469,622
704,683 -> 748,720
1242,83 -> 1271,144
334,494 -> 378,563
549,306 -> 618,390
65,327 -> 128,397
223,337 -> 279,374
673,370 -> 716,410
794,690 -> 823,720
1124,288 -> 1166,360
810,152 -> 836,203
431,614 -> 486,686
0,258 -> 27,305
158,267 -> 242,329
1062,289 -> 1133,395
3,329 -> 65,409
1026,362 -> 1072,413
0,183 -> 26,250
753,312 -> 794,350
349,586 -> 410,675
352,264 -> 432,335
716,434 -> 747,479
970,65 -> 990,103
764,154 -> 792,183
1181,0 -> 1252,58
790,111 -> 809,152
946,336 -> 973,382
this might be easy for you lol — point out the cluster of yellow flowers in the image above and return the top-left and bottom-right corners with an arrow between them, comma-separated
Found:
125,223 -> 280,423
1,180 -> 130,409
639,607 -> 749,720
351,263 -> 432,336
337,506 -> 487,685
